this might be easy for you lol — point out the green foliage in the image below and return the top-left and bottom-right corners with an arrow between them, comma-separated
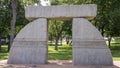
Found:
48,20 -> 63,40
48,20 -> 72,41
51,0 -> 92,5
94,0 -> 120,37
0,0 -> 30,37
15,1 -> 29,35
0,0 -> 11,37
62,20 -> 72,38
20,0 -> 35,6
49,20 -> 63,35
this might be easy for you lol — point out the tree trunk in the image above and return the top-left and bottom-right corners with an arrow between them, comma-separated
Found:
108,36 -> 112,48
54,20 -> 63,50
55,37 -> 58,50
66,37 -> 69,45
60,36 -> 62,46
94,20 -> 97,27
7,36 -> 10,52
101,26 -> 104,36
54,30 -> 62,50
50,34 -> 53,44
9,0 -> 18,51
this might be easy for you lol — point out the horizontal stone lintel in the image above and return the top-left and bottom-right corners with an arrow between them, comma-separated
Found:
25,4 -> 97,20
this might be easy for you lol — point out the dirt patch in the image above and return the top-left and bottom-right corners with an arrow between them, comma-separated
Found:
0,60 -> 120,68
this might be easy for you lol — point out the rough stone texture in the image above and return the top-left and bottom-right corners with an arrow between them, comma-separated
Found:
7,18 -> 47,64
72,18 -> 113,65
25,4 -> 97,20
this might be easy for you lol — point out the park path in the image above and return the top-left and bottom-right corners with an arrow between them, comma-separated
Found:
0,60 -> 120,68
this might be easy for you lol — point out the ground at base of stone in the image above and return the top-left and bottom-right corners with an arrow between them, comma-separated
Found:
0,60 -> 120,68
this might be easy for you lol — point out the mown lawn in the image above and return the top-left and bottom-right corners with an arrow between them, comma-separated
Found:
110,43 -> 120,60
48,45 -> 72,60
0,43 -> 120,61
110,37 -> 120,60
0,45 -> 8,60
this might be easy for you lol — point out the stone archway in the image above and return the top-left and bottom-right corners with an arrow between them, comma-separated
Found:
7,4 -> 113,65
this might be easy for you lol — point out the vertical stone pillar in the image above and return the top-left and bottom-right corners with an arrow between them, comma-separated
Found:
72,18 -> 113,65
8,18 -> 47,64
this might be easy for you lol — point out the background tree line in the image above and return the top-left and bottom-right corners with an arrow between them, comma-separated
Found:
0,0 -> 120,51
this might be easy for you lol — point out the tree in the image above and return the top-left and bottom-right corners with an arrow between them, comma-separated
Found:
0,0 -> 34,51
62,20 -> 72,45
0,0 -> 11,35
0,0 -> 11,51
9,0 -> 18,51
48,20 -> 64,50
9,0 -> 32,51
90,0 -> 120,48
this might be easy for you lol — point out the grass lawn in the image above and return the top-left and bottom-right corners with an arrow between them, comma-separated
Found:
110,43 -> 120,60
0,45 -> 8,60
0,43 -> 120,61
48,45 -> 72,60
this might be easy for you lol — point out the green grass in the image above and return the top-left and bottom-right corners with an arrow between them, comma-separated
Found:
0,45 -> 8,60
111,37 -> 120,44
110,43 -> 120,60
0,43 -> 120,61
48,45 -> 72,60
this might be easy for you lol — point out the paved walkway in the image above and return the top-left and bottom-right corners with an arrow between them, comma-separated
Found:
0,60 -> 120,68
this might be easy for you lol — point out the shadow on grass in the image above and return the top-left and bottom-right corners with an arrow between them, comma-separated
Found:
110,43 -> 120,50
110,43 -> 120,60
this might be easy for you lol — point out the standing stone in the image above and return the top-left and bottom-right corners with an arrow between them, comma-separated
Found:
7,18 -> 47,64
72,18 -> 113,65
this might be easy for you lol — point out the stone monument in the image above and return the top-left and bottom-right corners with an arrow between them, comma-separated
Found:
7,4 -> 113,65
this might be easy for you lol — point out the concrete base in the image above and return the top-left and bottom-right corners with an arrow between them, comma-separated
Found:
72,18 -> 113,65
7,18 -> 47,64
73,48 -> 113,65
